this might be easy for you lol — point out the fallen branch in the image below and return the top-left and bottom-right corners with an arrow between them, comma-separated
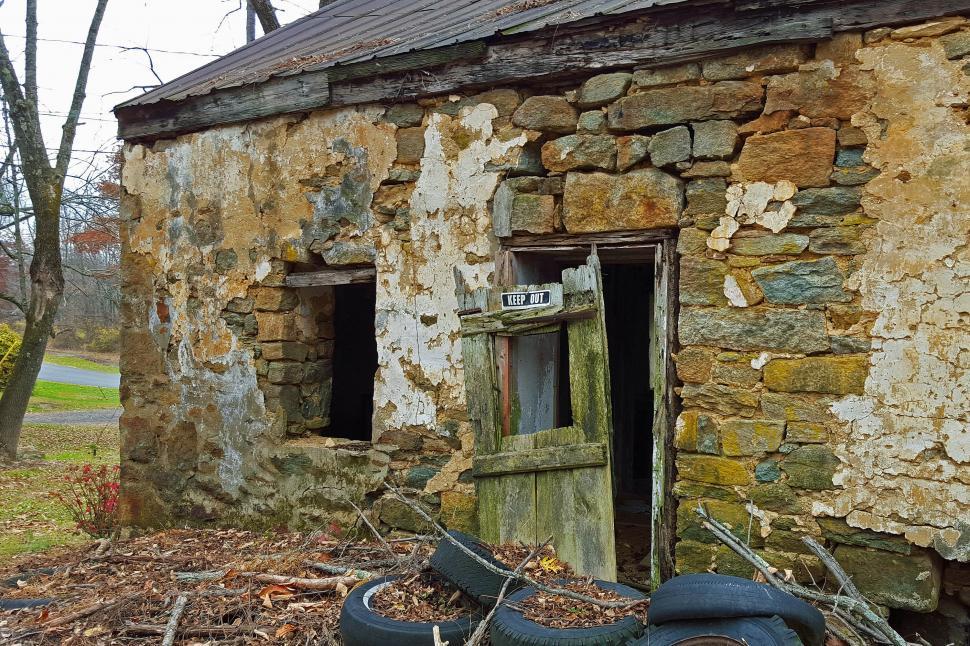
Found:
246,572 -> 362,590
161,594 -> 188,646
465,537 -> 552,646
697,506 -> 907,646
175,570 -> 367,589
305,560 -> 377,579
7,593 -> 138,641
384,482 -> 644,609
347,498 -> 399,564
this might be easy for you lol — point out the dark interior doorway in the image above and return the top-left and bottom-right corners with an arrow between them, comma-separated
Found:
507,249 -> 656,586
328,282 -> 377,441
602,262 -> 654,588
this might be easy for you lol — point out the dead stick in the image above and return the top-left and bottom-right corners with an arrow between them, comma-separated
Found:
246,572 -> 361,590
347,498 -> 399,563
174,570 -> 363,589
383,482 -> 643,609
304,561 -> 376,579
7,593 -> 138,641
161,594 -> 188,646
465,537 -> 552,646
697,507 -> 906,646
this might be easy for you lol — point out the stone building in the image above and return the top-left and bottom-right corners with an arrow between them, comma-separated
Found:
115,0 -> 970,632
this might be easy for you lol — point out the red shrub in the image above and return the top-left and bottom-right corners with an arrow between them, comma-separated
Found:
52,464 -> 120,538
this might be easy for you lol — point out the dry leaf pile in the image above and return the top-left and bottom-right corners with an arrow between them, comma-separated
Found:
515,579 -> 648,630
488,543 -> 572,586
0,528 -> 430,644
368,572 -> 475,623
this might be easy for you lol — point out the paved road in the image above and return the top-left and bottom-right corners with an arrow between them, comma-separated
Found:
23,408 -> 121,425
37,362 -> 120,388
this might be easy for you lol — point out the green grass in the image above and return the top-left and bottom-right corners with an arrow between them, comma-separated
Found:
0,423 -> 119,559
27,380 -> 120,412
44,353 -> 119,374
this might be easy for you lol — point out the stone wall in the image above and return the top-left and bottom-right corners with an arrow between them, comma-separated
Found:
121,14 -> 970,616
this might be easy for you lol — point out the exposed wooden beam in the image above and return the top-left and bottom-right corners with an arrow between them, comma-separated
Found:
116,0 -> 970,142
284,267 -> 375,287
473,440 -> 607,478
115,41 -> 486,141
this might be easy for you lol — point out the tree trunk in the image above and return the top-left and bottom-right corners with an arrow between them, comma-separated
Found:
0,176 -> 63,460
248,0 -> 280,34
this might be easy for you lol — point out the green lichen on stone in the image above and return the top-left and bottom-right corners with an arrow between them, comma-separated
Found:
817,517 -> 912,554
679,307 -> 829,353
782,445 -> 840,490
720,420 -> 785,456
755,459 -> 781,482
764,355 -> 868,395
834,545 -> 942,612
749,483 -> 799,513
678,498 -> 759,545
752,257 -> 850,304
677,455 -> 751,486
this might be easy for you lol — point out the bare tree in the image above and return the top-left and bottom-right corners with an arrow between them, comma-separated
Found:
0,0 -> 110,460
248,0 -> 280,34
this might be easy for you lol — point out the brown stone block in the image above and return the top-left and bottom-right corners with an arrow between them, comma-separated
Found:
736,127 -> 836,188
607,82 -> 763,130
255,287 -> 299,312
765,66 -> 874,121
701,44 -> 810,81
256,311 -> 299,342
261,341 -> 309,361
675,346 -> 716,383
764,355 -> 868,395
562,169 -> 683,233
396,127 -> 426,164
511,96 -> 578,134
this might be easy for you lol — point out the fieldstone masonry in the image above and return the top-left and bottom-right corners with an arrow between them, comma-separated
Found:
120,16 -> 970,619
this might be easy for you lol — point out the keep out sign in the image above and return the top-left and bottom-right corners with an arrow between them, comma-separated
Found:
500,290 -> 551,310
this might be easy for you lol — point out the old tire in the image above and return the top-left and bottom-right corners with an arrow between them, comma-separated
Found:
339,575 -> 481,646
429,530 -> 512,607
648,574 -> 824,646
490,579 -> 646,646
634,615 -> 803,646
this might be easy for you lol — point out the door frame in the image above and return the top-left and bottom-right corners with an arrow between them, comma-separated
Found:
497,230 -> 679,586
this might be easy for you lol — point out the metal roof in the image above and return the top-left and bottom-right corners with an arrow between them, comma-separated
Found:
116,0 -> 694,109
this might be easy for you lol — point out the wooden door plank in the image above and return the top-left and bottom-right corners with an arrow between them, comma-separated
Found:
537,465 -> 617,581
455,274 -> 500,456
460,303 -> 596,337
650,239 -> 677,586
479,431 -> 538,545
473,441 -> 607,477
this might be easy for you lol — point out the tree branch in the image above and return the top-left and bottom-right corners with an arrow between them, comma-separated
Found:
55,0 -> 110,180
24,0 -> 38,108
248,0 -> 280,34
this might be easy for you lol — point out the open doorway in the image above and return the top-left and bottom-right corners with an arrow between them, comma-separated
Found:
505,247 -> 656,587
328,281 -> 377,441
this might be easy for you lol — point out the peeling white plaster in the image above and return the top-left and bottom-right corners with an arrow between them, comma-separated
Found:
827,41 -> 970,561
373,104 -> 527,436
724,274 -> 748,307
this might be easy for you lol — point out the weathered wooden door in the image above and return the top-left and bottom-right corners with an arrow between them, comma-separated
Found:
456,252 -> 617,580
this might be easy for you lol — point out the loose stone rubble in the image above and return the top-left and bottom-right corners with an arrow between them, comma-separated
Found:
120,16 -> 970,619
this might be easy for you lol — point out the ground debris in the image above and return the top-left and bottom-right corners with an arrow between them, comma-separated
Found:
514,578 -> 649,630
0,528 -> 428,644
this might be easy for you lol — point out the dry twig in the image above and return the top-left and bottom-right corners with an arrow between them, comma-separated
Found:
161,594 -> 188,646
697,505 -> 907,646
465,537 -> 552,646
348,498 -> 399,564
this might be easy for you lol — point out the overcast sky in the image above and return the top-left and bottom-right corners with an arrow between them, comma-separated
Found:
0,0 -> 319,179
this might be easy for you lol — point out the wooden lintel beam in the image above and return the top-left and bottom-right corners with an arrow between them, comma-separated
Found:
117,0 -> 970,142
473,441 -> 607,478
460,303 -> 596,337
285,267 -> 375,287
